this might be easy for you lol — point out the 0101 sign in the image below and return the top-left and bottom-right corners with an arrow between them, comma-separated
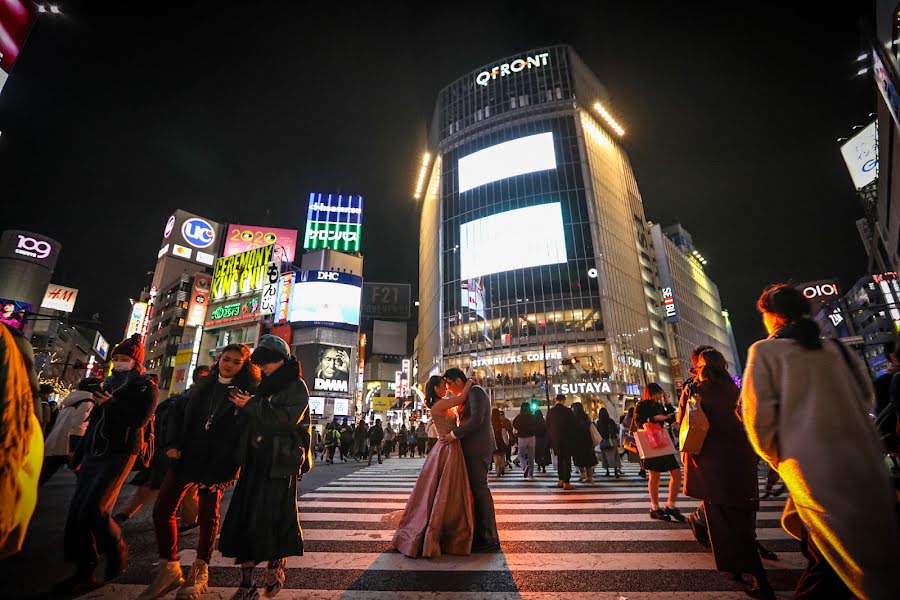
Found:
802,282 -> 839,300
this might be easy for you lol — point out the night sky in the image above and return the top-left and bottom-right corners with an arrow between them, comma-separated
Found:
0,2 -> 872,364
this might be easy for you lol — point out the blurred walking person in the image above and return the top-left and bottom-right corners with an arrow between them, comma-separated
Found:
595,407 -> 622,478
368,419 -> 385,465
56,334 -> 157,594
621,406 -> 645,478
546,394 -> 576,489
571,402 -> 597,483
138,348 -> 258,600
635,383 -> 683,522
534,408 -> 550,473
354,421 -> 368,461
742,284 -> 900,599
383,423 -> 395,459
681,349 -> 774,600
324,424 -> 339,465
415,421 -> 427,457
512,402 -> 538,479
40,378 -> 98,486
219,336 -> 311,599
338,419 -> 353,462
491,408 -> 509,476
398,424 -> 409,457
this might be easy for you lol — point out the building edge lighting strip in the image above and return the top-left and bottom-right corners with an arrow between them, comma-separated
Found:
592,102 -> 625,137
414,152 -> 431,199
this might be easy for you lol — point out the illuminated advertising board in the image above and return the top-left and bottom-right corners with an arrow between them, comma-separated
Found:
298,343 -> 352,395
274,271 -> 294,324
304,193 -> 363,252
211,244 -> 275,301
661,287 -> 677,321
309,397 -> 326,415
474,52 -> 550,87
289,270 -> 362,328
260,261 -> 282,316
458,132 -> 557,193
223,224 -> 298,262
94,332 -> 110,360
125,302 -> 149,338
158,210 -> 222,267
840,121 -> 878,190
185,273 -> 212,327
41,284 -> 79,313
333,398 -> 350,416
0,1 -> 37,97
0,229 -> 61,270
0,298 -> 30,332
205,298 -> 260,328
459,202 -> 567,279
361,282 -> 411,319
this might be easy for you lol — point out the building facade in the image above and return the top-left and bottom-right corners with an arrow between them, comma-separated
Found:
650,223 -> 735,386
418,46 -> 673,417
845,272 -> 900,377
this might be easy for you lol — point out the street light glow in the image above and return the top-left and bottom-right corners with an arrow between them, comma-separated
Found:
592,102 -> 625,136
49,5 -> 60,13
37,4 -> 47,12
857,67 -> 869,76
413,151 -> 431,199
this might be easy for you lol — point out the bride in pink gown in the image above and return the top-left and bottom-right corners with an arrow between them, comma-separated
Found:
391,376 -> 475,558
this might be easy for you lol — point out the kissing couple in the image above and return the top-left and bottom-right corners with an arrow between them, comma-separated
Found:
391,368 -> 500,557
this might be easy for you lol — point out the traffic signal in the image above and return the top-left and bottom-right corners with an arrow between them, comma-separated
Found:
529,400 -> 540,412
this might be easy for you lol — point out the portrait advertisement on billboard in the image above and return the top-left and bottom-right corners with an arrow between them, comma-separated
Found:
0,298 -> 31,332
299,343 -> 352,395
0,1 -> 37,97
223,224 -> 298,262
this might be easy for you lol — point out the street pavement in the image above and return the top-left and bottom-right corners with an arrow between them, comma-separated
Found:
3,454 -> 799,599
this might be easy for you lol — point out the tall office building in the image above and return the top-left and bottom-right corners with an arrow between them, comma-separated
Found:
417,46 -> 673,414
650,223 -> 736,386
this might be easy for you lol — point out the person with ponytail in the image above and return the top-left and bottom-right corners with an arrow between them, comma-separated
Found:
742,284 -> 900,599
138,344 -> 259,600
392,374 -> 475,557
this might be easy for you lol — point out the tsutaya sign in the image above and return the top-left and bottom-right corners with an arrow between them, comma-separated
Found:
553,381 -> 623,396
471,349 -> 562,367
475,52 -> 550,87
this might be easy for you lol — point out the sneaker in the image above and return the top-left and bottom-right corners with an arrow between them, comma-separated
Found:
686,513 -> 711,548
230,585 -> 260,600
137,560 -> 184,600
176,559 -> 209,599
264,560 -> 286,597
664,506 -> 686,522
649,508 -> 672,521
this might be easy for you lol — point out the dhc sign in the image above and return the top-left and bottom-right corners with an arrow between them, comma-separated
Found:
475,52 -> 550,87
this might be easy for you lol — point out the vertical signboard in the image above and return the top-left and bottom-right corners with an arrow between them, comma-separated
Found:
260,261 -> 282,316
185,273 -> 212,327
840,121 -> 878,190
303,193 -> 364,252
0,1 -> 37,97
125,302 -> 149,338
275,271 -> 294,324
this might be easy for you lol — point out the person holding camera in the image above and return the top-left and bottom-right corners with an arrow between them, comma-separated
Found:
138,344 -> 259,600
55,334 -> 157,594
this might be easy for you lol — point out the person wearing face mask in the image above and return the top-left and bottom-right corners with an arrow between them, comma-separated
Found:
54,334 -> 158,595
137,345 -> 259,600
219,335 -> 312,600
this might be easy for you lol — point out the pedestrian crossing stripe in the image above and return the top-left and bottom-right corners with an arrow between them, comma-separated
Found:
300,500 -> 787,510
298,511 -> 787,523
297,527 -> 792,541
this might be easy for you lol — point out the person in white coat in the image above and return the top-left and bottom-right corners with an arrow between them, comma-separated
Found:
741,284 -> 900,600
40,378 -> 98,486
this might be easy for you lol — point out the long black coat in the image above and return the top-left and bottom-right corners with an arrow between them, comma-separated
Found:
81,373 -> 157,456
546,403 -> 577,455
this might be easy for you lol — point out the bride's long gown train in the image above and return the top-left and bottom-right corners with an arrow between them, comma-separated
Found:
390,408 -> 474,557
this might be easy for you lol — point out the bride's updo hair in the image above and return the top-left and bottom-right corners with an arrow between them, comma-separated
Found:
424,375 -> 443,409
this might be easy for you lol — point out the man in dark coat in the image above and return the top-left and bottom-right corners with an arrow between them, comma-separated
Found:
367,419 -> 385,465
441,368 -> 500,552
546,394 -> 577,490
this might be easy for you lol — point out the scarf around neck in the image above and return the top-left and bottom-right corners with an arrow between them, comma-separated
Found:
256,357 -> 301,397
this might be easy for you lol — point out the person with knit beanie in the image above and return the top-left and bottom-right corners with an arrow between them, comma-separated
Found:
219,335 -> 312,600
54,333 -> 158,595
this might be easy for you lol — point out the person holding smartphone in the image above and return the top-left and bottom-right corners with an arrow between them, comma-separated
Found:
138,344 -> 259,600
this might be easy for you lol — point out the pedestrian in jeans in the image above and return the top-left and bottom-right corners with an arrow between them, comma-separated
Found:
512,402 -> 538,479
138,345 -> 259,600
681,349 -> 775,600
415,422 -> 427,456
368,419 -> 385,464
219,335 -> 312,600
55,334 -> 157,594
595,407 -> 622,477
635,383 -> 684,522
742,284 -> 900,599
406,429 -> 417,457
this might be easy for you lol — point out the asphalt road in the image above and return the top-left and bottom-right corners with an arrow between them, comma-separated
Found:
1,452 -> 800,599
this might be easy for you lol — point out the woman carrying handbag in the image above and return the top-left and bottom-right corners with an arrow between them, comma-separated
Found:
634,383 -> 684,522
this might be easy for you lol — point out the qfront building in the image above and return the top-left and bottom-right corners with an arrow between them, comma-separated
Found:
417,46 -> 677,415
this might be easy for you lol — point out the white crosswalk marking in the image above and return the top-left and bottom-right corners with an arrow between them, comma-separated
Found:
83,457 -> 799,598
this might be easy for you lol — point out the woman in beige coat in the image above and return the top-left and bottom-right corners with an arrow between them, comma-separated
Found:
741,284 -> 899,599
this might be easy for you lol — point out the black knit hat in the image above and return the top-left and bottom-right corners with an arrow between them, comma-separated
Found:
111,333 -> 145,365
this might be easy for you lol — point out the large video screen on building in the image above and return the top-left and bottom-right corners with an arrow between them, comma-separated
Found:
460,202 -> 568,279
457,132 -> 556,193
289,270 -> 362,328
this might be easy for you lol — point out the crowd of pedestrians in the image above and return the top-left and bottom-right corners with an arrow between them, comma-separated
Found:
3,280 -> 900,599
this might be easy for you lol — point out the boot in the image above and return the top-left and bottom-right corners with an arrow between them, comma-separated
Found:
605,468 -> 611,477
176,559 -> 209,599
744,574 -> 776,600
105,537 -> 129,581
137,559 -> 184,600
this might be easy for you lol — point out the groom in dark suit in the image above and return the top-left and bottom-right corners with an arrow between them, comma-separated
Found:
439,368 -> 500,553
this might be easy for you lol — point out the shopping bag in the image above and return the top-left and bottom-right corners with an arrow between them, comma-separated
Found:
678,395 -> 710,455
635,425 -> 676,459
589,422 -> 602,446
644,423 -> 668,448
